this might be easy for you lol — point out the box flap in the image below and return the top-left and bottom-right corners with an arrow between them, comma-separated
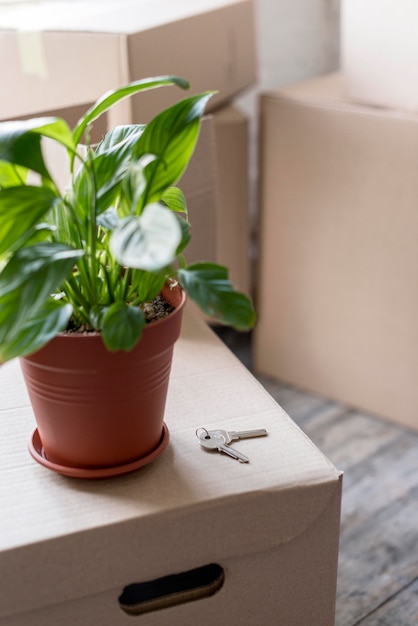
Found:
264,72 -> 418,121
0,310 -> 342,617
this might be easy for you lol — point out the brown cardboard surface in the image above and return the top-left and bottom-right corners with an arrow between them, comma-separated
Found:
0,0 -> 256,123
0,307 -> 341,625
0,492 -> 341,626
213,106 -> 252,296
179,116 -> 218,265
255,73 -> 418,430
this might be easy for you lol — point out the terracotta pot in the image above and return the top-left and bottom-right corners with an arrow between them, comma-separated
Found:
20,284 -> 186,474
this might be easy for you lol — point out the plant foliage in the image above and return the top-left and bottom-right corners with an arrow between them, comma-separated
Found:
0,76 -> 256,361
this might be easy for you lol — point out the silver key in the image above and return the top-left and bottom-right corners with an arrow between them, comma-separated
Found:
197,431 -> 249,463
209,428 -> 268,444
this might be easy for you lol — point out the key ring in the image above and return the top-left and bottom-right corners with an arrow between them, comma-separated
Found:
195,427 -> 209,439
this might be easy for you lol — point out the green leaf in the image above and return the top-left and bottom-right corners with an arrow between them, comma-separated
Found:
73,127 -> 149,216
119,157 -> 157,216
178,263 -> 256,330
0,117 -> 75,177
102,302 -> 145,351
0,185 -> 58,257
73,76 -> 190,146
0,243 -> 83,355
110,203 -> 182,271
96,207 -> 119,230
161,187 -> 188,216
0,242 -> 83,297
175,214 -> 191,256
129,269 -> 167,303
135,92 -> 214,206
0,299 -> 72,361
95,124 -> 145,155
88,304 -> 108,330
0,161 -> 28,187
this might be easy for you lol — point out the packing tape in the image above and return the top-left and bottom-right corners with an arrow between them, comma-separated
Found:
17,30 -> 48,79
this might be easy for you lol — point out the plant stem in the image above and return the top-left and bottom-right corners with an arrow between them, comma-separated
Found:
86,154 -> 98,304
102,265 -> 116,303
63,276 -> 91,318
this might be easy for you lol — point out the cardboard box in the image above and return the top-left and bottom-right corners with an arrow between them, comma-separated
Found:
213,106 -> 252,296
341,0 -> 418,111
180,117 -> 218,266
0,307 -> 342,625
254,73 -> 418,430
0,0 -> 257,124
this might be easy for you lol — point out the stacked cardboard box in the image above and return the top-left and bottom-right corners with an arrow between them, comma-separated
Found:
1,0 -> 256,295
0,0 -> 256,123
184,107 -> 251,296
254,73 -> 418,430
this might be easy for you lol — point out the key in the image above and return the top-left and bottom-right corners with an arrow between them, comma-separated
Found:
208,428 -> 268,444
197,431 -> 249,463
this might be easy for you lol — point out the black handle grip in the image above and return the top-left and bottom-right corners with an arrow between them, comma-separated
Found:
119,563 -> 225,616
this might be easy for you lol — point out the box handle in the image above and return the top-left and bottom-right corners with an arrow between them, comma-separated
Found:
118,563 -> 224,616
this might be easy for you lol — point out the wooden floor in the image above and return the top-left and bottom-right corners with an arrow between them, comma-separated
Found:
214,327 -> 418,626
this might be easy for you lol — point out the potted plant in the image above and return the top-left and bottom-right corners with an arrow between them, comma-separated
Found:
0,76 -> 256,478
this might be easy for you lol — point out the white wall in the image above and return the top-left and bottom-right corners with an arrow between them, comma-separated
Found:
236,0 -> 341,224
237,0 -> 340,112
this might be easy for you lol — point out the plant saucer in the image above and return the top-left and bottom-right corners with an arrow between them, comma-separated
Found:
28,424 -> 169,479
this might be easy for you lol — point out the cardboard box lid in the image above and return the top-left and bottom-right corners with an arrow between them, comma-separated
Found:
0,309 -> 341,617
264,72 -> 418,121
0,0 -> 257,121
266,72 -> 347,106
